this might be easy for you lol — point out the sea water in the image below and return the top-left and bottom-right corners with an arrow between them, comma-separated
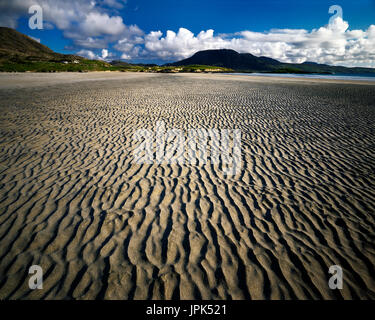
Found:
227,73 -> 375,82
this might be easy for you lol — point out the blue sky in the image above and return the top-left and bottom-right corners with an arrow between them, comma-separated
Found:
1,0 -> 375,66
122,0 -> 375,33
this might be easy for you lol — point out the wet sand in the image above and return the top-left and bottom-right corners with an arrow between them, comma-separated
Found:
0,72 -> 375,299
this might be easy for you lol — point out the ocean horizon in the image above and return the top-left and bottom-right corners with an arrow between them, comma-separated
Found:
227,72 -> 375,81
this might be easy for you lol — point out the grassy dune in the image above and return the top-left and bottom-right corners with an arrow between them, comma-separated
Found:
0,58 -> 232,73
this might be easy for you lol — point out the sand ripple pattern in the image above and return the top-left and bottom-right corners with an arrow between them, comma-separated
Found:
0,73 -> 375,299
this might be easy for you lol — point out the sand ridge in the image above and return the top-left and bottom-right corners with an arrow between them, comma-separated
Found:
0,73 -> 375,299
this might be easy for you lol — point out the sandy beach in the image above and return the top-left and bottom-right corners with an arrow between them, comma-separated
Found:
0,72 -> 374,299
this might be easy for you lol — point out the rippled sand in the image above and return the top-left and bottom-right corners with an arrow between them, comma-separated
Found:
0,72 -> 375,300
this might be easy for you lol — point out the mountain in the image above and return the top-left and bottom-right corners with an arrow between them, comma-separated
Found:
0,27 -> 112,72
166,49 -> 281,72
0,27 -> 81,62
167,49 -> 375,75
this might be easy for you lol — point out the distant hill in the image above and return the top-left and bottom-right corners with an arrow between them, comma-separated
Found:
0,27 -> 113,72
167,49 -> 280,72
0,27 -> 81,62
167,49 -> 375,75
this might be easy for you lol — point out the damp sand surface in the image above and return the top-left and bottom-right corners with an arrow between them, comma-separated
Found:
0,72 -> 375,299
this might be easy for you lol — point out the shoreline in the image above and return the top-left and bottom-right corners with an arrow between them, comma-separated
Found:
1,71 -> 375,90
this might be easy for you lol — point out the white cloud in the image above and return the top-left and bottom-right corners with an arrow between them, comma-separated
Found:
140,18 -> 375,67
121,53 -> 131,59
77,48 -> 112,61
143,28 -> 229,60
100,0 -> 127,10
73,37 -> 109,49
101,49 -> 108,59
80,12 -> 125,37
77,49 -> 99,60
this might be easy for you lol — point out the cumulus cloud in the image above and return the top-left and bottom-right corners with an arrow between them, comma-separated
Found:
101,49 -> 109,59
80,12 -> 125,37
142,29 -> 228,60
77,48 -> 112,61
139,18 -> 375,67
77,49 -> 99,60
100,0 -> 127,10
113,25 -> 144,60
